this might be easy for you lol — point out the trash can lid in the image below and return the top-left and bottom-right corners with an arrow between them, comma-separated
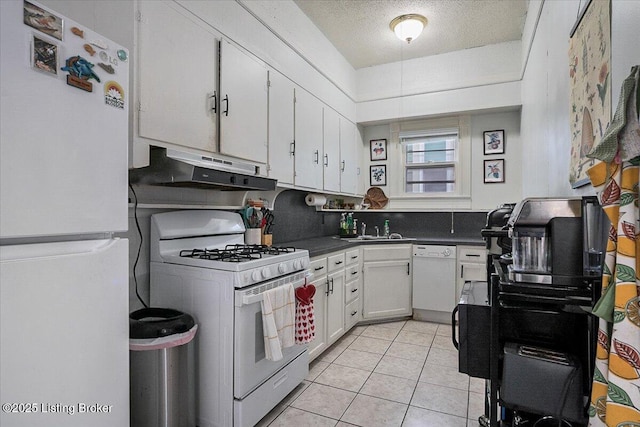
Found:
129,307 -> 195,339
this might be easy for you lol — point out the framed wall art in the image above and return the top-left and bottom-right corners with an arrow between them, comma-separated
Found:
484,159 -> 505,183
370,139 -> 387,161
31,34 -> 58,75
483,130 -> 505,155
370,165 -> 387,186
568,0 -> 611,188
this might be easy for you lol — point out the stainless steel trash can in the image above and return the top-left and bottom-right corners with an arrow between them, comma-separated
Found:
129,308 -> 197,427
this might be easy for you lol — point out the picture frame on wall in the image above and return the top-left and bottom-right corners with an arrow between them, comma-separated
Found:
370,139 -> 387,161
483,130 -> 505,155
370,165 -> 387,186
484,159 -> 505,183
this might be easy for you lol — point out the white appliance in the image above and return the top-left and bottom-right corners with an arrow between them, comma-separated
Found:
1,1 -> 129,426
149,210 -> 310,427
412,245 -> 457,312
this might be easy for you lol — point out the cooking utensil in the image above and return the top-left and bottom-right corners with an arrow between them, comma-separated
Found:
263,210 -> 274,234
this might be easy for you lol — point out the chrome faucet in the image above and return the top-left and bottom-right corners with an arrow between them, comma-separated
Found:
361,222 -> 366,237
374,226 -> 379,237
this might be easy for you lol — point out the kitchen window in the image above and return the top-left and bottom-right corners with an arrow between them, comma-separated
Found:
402,129 -> 459,194
388,116 -> 471,208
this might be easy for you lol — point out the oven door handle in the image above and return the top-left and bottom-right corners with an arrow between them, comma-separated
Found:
239,275 -> 307,306
451,305 -> 459,350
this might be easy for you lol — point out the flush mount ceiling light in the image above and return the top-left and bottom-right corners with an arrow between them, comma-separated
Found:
390,14 -> 428,44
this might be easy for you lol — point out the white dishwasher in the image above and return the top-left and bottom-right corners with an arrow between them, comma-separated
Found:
412,245 -> 457,313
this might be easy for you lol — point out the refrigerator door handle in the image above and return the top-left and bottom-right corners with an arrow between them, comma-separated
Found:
0,239 -> 120,261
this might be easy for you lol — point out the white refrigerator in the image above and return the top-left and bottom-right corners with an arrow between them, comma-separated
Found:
1,1 -> 129,426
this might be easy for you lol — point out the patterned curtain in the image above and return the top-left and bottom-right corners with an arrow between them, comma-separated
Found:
587,66 -> 640,425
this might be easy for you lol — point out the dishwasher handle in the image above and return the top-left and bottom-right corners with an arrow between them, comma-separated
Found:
451,305 -> 459,350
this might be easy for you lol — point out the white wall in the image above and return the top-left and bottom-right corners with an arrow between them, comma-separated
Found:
520,0 -> 640,198
357,41 -> 521,102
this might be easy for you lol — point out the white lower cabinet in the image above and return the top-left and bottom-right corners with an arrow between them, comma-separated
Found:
326,270 -> 345,344
308,248 -> 363,361
456,245 -> 487,301
308,257 -> 328,360
344,248 -> 362,330
363,245 -> 412,320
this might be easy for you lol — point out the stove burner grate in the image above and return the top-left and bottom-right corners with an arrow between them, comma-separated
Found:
179,245 -> 296,262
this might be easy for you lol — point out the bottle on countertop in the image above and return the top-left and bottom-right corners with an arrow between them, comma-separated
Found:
383,219 -> 390,237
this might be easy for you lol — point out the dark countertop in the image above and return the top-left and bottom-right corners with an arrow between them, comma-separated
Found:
281,235 -> 485,257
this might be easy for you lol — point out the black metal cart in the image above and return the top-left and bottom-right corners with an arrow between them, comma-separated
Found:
459,197 -> 606,427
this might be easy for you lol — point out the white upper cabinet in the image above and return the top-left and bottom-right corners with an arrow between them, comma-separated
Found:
137,1 -> 217,153
219,40 -> 268,165
323,108 -> 341,192
339,118 -> 358,195
267,70 -> 295,184
294,88 -> 324,190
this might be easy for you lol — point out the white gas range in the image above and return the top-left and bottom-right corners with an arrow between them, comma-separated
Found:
149,210 -> 310,427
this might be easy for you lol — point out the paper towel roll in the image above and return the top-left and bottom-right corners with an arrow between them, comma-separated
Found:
305,194 -> 327,207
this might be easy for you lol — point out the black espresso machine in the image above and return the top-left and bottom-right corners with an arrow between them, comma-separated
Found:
455,197 -> 607,427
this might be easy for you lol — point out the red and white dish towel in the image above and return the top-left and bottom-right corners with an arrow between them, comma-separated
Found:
295,284 -> 316,344
261,284 -> 295,361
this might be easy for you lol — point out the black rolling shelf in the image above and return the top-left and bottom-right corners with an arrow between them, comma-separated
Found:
482,271 -> 601,427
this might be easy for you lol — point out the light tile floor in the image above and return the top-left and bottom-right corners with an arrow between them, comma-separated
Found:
256,320 -> 485,427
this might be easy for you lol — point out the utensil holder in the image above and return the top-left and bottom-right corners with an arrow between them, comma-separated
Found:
245,228 -> 261,245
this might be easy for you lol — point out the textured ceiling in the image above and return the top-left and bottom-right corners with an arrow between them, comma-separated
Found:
293,0 -> 529,69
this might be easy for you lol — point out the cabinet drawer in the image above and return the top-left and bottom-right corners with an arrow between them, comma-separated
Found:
310,257 -> 328,279
345,298 -> 360,330
458,246 -> 487,264
345,279 -> 360,304
460,262 -> 486,281
364,245 -> 411,262
345,248 -> 360,266
327,252 -> 346,273
345,264 -> 360,282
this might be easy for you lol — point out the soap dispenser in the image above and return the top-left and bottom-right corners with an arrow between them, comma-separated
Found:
383,219 -> 390,237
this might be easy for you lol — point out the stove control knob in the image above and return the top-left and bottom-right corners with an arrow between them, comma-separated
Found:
262,267 -> 272,279
278,263 -> 287,274
252,270 -> 262,282
293,259 -> 302,270
301,258 -> 309,269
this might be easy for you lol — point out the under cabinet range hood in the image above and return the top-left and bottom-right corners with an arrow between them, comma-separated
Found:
130,147 -> 277,191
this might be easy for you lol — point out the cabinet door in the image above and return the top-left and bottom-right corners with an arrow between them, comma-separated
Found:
323,108 -> 341,192
308,277 -> 328,361
326,270 -> 345,345
267,70 -> 295,184
456,246 -> 487,301
138,1 -> 217,153
340,118 -> 358,195
363,260 -> 412,320
356,126 -> 366,195
294,88 -> 323,189
457,262 -> 486,301
219,40 -> 268,164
